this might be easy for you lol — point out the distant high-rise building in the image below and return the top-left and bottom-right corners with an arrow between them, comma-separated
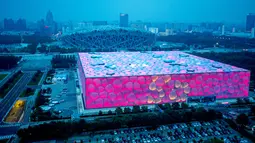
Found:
46,10 -> 54,26
222,25 -> 225,35
120,13 -> 128,27
44,10 -> 58,35
37,19 -> 45,33
232,27 -> 236,33
251,28 -> 255,38
16,18 -> 26,31
62,26 -> 66,34
4,18 -> 15,30
246,13 -> 255,32
188,25 -> 193,31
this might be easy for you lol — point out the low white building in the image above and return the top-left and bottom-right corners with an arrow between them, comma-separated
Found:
52,72 -> 68,82
39,105 -> 52,112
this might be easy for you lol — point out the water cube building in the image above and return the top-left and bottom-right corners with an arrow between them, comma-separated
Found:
78,51 -> 250,109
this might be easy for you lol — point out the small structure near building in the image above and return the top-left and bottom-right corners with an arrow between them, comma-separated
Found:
52,72 -> 68,83
39,105 -> 52,112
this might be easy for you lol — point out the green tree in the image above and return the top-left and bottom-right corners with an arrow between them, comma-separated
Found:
181,102 -> 189,109
26,88 -> 33,94
108,110 -> 113,115
164,103 -> 172,110
98,110 -> 103,116
172,102 -> 180,110
197,107 -> 205,112
236,98 -> 244,104
115,107 -> 123,115
124,107 -> 131,113
141,106 -> 148,112
251,106 -> 255,115
236,113 -> 249,126
132,106 -> 140,113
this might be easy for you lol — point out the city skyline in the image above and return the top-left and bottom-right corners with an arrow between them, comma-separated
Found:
0,0 -> 255,24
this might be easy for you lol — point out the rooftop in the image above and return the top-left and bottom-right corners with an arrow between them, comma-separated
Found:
62,25 -> 151,36
78,51 -> 248,78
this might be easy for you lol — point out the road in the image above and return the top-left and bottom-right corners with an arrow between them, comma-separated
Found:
0,124 -> 20,136
0,72 -> 35,123
26,85 -> 42,90
22,70 -> 48,124
0,67 -> 21,89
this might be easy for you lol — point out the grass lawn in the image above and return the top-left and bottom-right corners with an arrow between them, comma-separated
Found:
0,72 -> 24,98
0,74 -> 8,80
20,88 -> 35,97
28,72 -> 43,85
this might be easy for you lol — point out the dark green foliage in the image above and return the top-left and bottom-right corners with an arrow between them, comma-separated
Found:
18,107 -> 222,142
115,107 -> 123,115
107,110 -> 113,115
236,113 -> 249,126
0,35 -> 54,45
141,106 -> 148,112
98,110 -> 103,116
132,105 -> 140,113
124,107 -> 131,113
0,55 -> 21,69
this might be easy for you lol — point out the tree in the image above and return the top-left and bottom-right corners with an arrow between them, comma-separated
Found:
236,113 -> 249,126
46,87 -> 52,94
0,55 -> 21,69
164,103 -> 172,110
124,107 -> 131,114
115,107 -> 123,115
132,106 -> 140,113
141,106 -> 148,112
197,107 -> 205,112
108,110 -> 113,115
98,110 -> 103,116
181,102 -> 189,109
251,106 -> 255,115
172,102 -> 180,110
26,88 -> 33,94
244,98 -> 250,104
236,98 -> 244,104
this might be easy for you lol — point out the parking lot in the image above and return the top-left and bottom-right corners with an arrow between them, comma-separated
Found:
70,120 -> 251,143
42,70 -> 77,118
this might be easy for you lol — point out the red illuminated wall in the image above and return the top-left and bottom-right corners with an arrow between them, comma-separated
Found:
84,72 -> 250,109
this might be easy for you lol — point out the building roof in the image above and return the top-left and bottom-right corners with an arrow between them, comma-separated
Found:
62,25 -> 151,36
78,51 -> 249,78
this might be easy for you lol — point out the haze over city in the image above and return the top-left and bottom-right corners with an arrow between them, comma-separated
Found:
1,0 -> 255,143
1,0 -> 255,23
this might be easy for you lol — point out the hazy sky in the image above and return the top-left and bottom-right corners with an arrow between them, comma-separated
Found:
0,0 -> 255,23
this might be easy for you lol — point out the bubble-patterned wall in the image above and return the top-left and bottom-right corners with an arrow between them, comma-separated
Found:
84,72 -> 250,109
77,51 -> 250,109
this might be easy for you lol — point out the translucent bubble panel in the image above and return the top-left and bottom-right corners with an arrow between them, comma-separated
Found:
78,51 -> 248,78
77,51 -> 250,109
83,72 -> 250,109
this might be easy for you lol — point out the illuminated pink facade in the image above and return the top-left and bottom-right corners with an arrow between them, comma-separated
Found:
78,52 -> 250,109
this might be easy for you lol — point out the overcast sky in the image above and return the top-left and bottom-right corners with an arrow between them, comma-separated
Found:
0,0 -> 254,23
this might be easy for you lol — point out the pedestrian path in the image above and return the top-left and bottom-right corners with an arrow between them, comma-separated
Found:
0,134 -> 15,140
0,123 -> 21,128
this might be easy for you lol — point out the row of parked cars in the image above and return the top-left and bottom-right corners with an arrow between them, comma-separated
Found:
78,120 -> 249,143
